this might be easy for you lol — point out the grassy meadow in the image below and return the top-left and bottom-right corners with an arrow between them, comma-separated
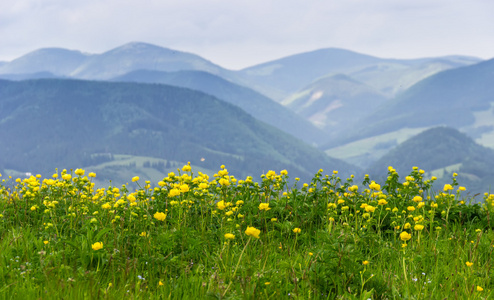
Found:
1,164 -> 494,299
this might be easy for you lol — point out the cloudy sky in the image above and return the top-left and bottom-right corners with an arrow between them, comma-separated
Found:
1,0 -> 493,70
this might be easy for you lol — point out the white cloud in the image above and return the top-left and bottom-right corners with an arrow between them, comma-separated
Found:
1,0 -> 493,69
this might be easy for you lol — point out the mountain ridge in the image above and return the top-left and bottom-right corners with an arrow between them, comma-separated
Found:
112,69 -> 325,144
0,78 -> 359,185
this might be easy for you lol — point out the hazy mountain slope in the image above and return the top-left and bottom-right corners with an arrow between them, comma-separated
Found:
237,48 -> 383,100
0,79 -> 359,184
112,69 -> 325,144
349,56 -> 481,97
238,48 -> 481,101
0,48 -> 89,75
366,127 -> 494,196
0,43 -> 480,103
282,74 -> 388,135
335,58 -> 494,146
70,42 -> 229,80
0,71 -> 60,80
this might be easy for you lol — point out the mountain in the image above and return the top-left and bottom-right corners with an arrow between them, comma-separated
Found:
0,79 -> 359,185
0,48 -> 89,76
281,74 -> 388,135
0,42 -> 236,81
1,44 -> 479,103
322,58 -> 494,170
347,56 -> 481,97
112,69 -> 324,145
0,71 -> 60,80
334,58 -> 494,147
237,48 -> 481,101
70,42 -> 229,80
366,127 -> 494,197
237,48 -> 383,100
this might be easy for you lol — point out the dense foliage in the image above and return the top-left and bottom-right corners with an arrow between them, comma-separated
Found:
1,165 -> 494,299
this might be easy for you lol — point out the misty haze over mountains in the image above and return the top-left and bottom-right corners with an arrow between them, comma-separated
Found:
0,42 -> 493,195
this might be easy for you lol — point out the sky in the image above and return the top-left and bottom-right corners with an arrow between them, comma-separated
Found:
1,0 -> 493,70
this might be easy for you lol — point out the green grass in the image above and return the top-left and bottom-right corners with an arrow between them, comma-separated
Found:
1,165 -> 494,299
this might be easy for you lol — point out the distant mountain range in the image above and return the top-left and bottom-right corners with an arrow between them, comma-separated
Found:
0,42 -> 482,141
1,42 -> 493,190
236,48 -> 480,101
324,57 -> 494,164
0,79 -> 358,185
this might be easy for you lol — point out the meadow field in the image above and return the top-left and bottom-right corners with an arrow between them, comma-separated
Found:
1,164 -> 493,299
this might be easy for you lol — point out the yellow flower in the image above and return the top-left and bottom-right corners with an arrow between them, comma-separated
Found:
458,186 -> 466,191
153,212 -> 167,221
140,232 -> 147,237
88,172 -> 96,178
74,169 -> 85,176
182,164 -> 192,172
180,184 -> 189,193
62,174 -> 72,180
218,178 -> 230,186
443,184 -> 453,191
369,182 -> 381,191
159,281 -> 164,286
414,224 -> 424,231
293,228 -> 301,234
43,240 -> 49,245
92,242 -> 103,251
407,206 -> 416,212
132,176 -> 140,182
404,222 -> 411,229
362,260 -> 369,265
168,188 -> 180,197
417,202 -> 425,209
365,205 -> 376,213
217,200 -> 226,210
224,233 -> 235,240
245,226 -> 260,238
378,199 -> 388,205
259,203 -> 271,211
412,196 -> 423,202
477,286 -> 483,292
127,194 -> 136,202
400,231 -> 412,241
101,203 -> 112,209
466,261 -> 473,267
